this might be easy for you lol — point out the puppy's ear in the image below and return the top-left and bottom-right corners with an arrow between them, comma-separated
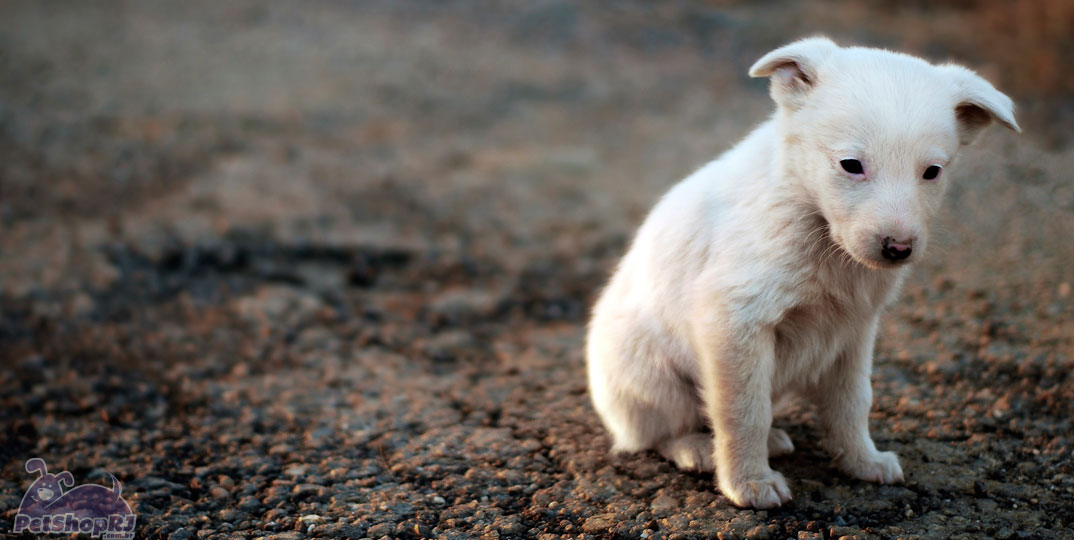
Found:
940,64 -> 1021,145
749,37 -> 838,108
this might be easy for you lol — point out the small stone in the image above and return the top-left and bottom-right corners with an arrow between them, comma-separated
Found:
210,486 -> 230,499
650,493 -> 678,512
390,502 -> 415,516
69,292 -> 95,316
263,533 -> 302,540
268,443 -> 293,456
745,524 -> 771,539
298,514 -> 322,524
582,513 -> 618,533
238,495 -> 261,511
423,330 -> 476,361
395,519 -> 432,538
830,526 -> 858,538
367,522 -> 394,537
169,527 -> 194,540
428,287 -> 503,323
292,483 -> 324,496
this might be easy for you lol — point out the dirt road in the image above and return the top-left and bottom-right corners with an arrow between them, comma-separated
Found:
2,2 -> 1072,539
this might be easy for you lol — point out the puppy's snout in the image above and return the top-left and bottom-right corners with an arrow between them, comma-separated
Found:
880,236 -> 913,261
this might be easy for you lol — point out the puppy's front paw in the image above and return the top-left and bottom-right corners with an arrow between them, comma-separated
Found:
720,469 -> 792,509
840,450 -> 904,484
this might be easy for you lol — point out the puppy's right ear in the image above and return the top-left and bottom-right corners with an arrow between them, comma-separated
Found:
939,64 -> 1021,145
749,37 -> 839,108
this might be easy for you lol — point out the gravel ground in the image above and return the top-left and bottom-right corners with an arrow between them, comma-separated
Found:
2,2 -> 1072,539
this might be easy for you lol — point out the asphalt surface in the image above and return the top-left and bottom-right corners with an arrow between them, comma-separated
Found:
1,2 -> 1072,539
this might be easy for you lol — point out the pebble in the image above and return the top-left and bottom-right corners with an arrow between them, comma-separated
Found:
745,524 -> 771,539
423,330 -> 477,361
582,514 -> 619,533
650,493 -> 678,512
292,483 -> 325,496
260,533 -> 302,540
218,475 -> 235,489
169,528 -> 195,540
366,522 -> 395,537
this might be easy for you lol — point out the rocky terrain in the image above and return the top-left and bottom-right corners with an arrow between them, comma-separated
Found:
1,1 -> 1072,539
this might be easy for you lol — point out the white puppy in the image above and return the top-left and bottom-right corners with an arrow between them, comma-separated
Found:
586,37 -> 1018,509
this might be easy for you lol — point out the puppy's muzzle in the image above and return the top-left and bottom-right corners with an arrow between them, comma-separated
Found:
881,236 -> 912,262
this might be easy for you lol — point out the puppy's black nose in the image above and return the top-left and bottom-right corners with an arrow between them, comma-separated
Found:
881,237 -> 912,261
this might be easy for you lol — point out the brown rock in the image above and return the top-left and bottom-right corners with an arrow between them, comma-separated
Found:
582,513 -> 618,533
650,493 -> 679,512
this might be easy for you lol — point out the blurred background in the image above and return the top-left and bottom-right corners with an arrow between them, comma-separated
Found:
1,1 -> 1072,538
1,1 -> 1072,300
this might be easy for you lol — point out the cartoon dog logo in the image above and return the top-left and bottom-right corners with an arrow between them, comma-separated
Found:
13,458 -> 137,538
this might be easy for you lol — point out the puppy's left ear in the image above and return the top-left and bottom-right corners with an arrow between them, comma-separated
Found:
749,36 -> 839,109
940,64 -> 1021,145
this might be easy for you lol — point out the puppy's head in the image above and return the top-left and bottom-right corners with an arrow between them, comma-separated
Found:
750,37 -> 1019,269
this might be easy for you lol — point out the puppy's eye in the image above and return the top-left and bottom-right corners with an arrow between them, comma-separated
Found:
923,165 -> 941,180
840,159 -> 864,175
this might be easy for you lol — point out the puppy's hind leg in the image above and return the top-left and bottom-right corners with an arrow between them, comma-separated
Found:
588,305 -> 707,470
658,432 -> 714,472
656,426 -> 791,471
767,428 -> 795,457
588,332 -> 702,456
597,378 -> 702,457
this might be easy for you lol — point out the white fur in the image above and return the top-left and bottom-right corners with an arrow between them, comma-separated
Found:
586,37 -> 1018,509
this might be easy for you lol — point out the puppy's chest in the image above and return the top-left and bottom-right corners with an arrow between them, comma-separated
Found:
771,278 -> 887,389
